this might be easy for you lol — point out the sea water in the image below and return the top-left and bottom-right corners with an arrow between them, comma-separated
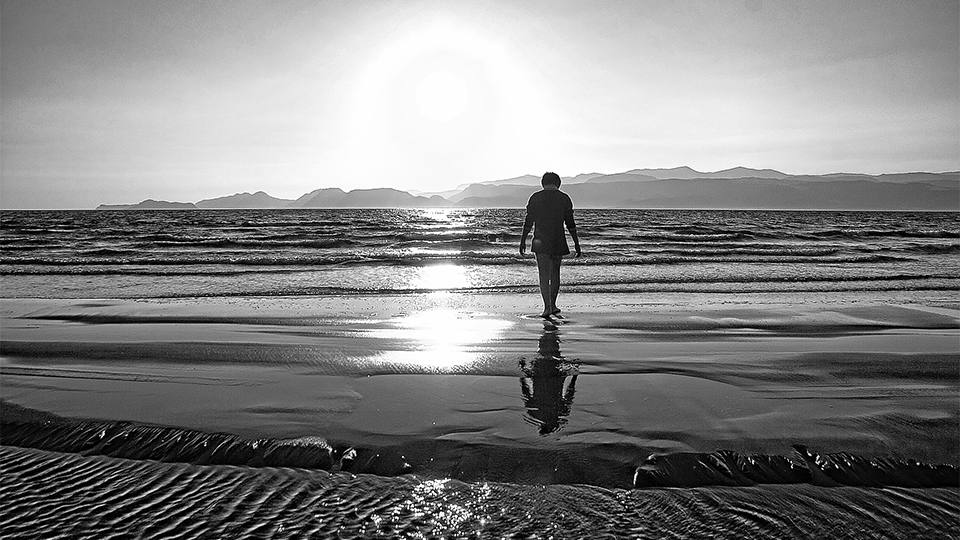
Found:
2,208 -> 958,299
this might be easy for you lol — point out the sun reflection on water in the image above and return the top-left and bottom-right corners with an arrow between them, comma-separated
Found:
414,264 -> 470,290
369,478 -> 487,537
420,207 -> 458,221
373,307 -> 512,370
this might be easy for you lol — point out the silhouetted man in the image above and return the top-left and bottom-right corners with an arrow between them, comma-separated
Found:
520,172 -> 581,318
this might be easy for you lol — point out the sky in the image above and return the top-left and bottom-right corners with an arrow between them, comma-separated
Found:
2,0 -> 958,208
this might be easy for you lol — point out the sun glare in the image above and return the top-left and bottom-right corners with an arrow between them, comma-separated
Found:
373,308 -> 513,370
338,16 -> 555,191
416,70 -> 468,122
414,264 -> 469,290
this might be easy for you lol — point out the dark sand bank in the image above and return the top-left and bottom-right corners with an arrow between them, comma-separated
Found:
1,291 -> 958,536
2,400 -> 956,489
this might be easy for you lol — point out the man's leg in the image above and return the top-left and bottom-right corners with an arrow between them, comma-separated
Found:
535,254 -> 553,317
550,256 -> 562,313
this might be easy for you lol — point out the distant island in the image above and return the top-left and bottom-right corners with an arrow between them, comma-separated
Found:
97,166 -> 960,211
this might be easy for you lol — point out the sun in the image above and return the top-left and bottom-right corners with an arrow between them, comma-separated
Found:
338,15 -> 555,191
415,70 -> 468,122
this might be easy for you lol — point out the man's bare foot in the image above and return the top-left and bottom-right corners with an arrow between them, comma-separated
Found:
540,310 -> 553,318
551,307 -> 561,315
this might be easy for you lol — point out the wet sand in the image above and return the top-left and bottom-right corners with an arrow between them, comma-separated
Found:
1,290 -> 958,536
2,444 -> 958,538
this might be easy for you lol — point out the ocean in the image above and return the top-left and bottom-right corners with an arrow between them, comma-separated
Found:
2,209 -> 958,299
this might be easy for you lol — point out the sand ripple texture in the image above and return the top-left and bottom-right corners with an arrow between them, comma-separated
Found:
2,445 -> 958,539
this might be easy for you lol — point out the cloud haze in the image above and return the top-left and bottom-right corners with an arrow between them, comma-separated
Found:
2,0 -> 958,208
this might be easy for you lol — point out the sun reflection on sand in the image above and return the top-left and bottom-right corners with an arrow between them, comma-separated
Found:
373,307 -> 512,369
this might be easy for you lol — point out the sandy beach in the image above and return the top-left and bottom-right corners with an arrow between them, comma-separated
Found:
1,289 -> 959,535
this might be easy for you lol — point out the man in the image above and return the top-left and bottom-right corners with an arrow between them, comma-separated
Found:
520,172 -> 581,318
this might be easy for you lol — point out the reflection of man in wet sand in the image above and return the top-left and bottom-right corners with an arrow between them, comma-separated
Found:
520,172 -> 581,318
520,321 -> 578,435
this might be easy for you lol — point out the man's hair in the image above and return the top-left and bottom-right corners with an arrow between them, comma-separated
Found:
541,172 -> 561,187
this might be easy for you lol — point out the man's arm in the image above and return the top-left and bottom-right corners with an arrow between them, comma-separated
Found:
564,201 -> 581,257
520,207 -> 534,256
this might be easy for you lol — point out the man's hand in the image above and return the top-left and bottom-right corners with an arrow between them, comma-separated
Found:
574,247 -> 582,258
519,242 -> 526,256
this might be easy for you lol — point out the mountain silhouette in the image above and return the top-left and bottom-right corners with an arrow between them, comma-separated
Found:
95,168 -> 959,211
196,191 -> 292,209
97,199 -> 196,210
293,188 -> 447,208
621,166 -> 788,180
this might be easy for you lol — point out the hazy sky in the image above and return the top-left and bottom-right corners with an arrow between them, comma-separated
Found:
2,0 -> 958,208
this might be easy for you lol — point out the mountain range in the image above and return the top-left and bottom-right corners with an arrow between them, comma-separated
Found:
96,167 -> 960,211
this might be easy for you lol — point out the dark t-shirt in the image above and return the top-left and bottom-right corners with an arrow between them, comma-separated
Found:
524,189 -> 576,256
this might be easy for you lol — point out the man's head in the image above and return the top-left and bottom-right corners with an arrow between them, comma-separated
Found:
541,172 -> 561,188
